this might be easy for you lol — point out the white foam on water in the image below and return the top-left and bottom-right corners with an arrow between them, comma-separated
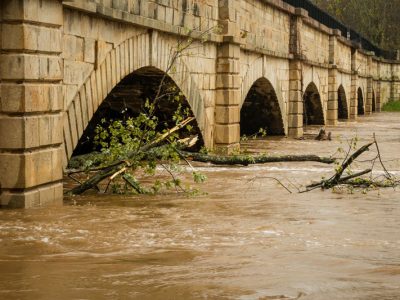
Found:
157,164 -> 400,175
41,237 -> 50,243
13,236 -> 36,241
262,230 -> 282,236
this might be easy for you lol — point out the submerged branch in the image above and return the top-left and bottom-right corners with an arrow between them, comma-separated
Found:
304,136 -> 399,192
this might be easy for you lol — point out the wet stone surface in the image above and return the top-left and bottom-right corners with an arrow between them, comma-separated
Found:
1,113 -> 400,299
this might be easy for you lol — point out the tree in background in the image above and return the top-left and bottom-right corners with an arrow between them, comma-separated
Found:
311,0 -> 400,51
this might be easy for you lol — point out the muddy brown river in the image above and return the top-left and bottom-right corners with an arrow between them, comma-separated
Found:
1,113 -> 400,299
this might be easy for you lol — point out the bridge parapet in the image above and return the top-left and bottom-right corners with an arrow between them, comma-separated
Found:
63,0 -> 221,40
334,37 -> 352,72
239,0 -> 291,57
300,21 -> 330,65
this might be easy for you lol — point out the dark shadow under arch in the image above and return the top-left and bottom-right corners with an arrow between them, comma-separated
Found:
358,87 -> 365,115
72,67 -> 203,156
240,78 -> 285,136
338,85 -> 348,120
372,89 -> 376,112
303,82 -> 324,125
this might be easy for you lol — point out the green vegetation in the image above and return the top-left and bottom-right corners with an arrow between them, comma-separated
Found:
311,0 -> 400,51
382,101 -> 400,112
240,127 -> 268,142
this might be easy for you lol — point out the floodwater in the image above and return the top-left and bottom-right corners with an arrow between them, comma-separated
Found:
1,113 -> 400,300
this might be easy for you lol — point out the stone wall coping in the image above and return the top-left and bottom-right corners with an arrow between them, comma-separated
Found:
302,58 -> 330,69
62,1 -> 223,44
302,16 -> 332,35
337,67 -> 353,75
370,55 -> 399,64
240,44 -> 293,60
259,0 -> 296,14
337,36 -> 355,48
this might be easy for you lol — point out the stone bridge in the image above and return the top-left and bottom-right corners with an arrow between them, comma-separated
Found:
1,0 -> 399,208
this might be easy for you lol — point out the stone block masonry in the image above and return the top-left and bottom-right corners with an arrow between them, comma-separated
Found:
0,0 -> 399,208
0,0 -> 64,208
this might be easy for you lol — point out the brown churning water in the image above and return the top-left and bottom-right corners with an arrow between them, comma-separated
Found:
1,113 -> 400,299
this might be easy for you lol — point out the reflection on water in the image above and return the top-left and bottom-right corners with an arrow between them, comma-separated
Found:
1,113 -> 400,299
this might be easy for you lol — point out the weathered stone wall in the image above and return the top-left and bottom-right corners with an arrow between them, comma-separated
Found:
380,62 -> 392,80
371,58 -> 379,79
356,51 -> 369,77
379,61 -> 394,104
380,82 -> 391,104
393,64 -> 400,101
239,0 -> 291,56
394,64 -> 400,79
301,22 -> 330,65
336,39 -> 352,72
89,0 -> 220,32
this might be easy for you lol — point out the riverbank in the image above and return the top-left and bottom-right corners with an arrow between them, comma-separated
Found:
382,101 -> 400,112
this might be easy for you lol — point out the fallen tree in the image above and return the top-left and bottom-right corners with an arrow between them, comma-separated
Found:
67,137 -> 336,195
67,130 -> 399,196
67,117 -> 196,195
304,136 -> 399,192
179,151 -> 335,166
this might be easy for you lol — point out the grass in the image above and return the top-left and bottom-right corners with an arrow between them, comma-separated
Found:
382,100 -> 400,112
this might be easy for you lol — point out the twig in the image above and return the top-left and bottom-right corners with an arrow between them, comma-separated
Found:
104,167 -> 126,193
337,169 -> 372,183
161,164 -> 185,193
67,173 -> 100,192
110,167 -> 127,180
122,174 -> 145,194
329,142 -> 374,184
249,176 -> 292,194
373,133 -> 393,179
68,174 -> 82,185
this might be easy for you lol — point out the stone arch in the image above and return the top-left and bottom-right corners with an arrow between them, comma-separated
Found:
240,58 -> 288,135
240,77 -> 285,136
337,84 -> 349,120
63,32 -> 205,165
357,87 -> 365,115
303,82 -> 324,125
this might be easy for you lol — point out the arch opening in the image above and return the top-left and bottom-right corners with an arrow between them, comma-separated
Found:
357,87 -> 365,115
337,85 -> 348,120
240,78 -> 285,136
303,82 -> 324,125
72,67 -> 203,156
372,90 -> 376,112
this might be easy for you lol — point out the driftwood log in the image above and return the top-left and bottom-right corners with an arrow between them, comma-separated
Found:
180,151 -> 335,166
